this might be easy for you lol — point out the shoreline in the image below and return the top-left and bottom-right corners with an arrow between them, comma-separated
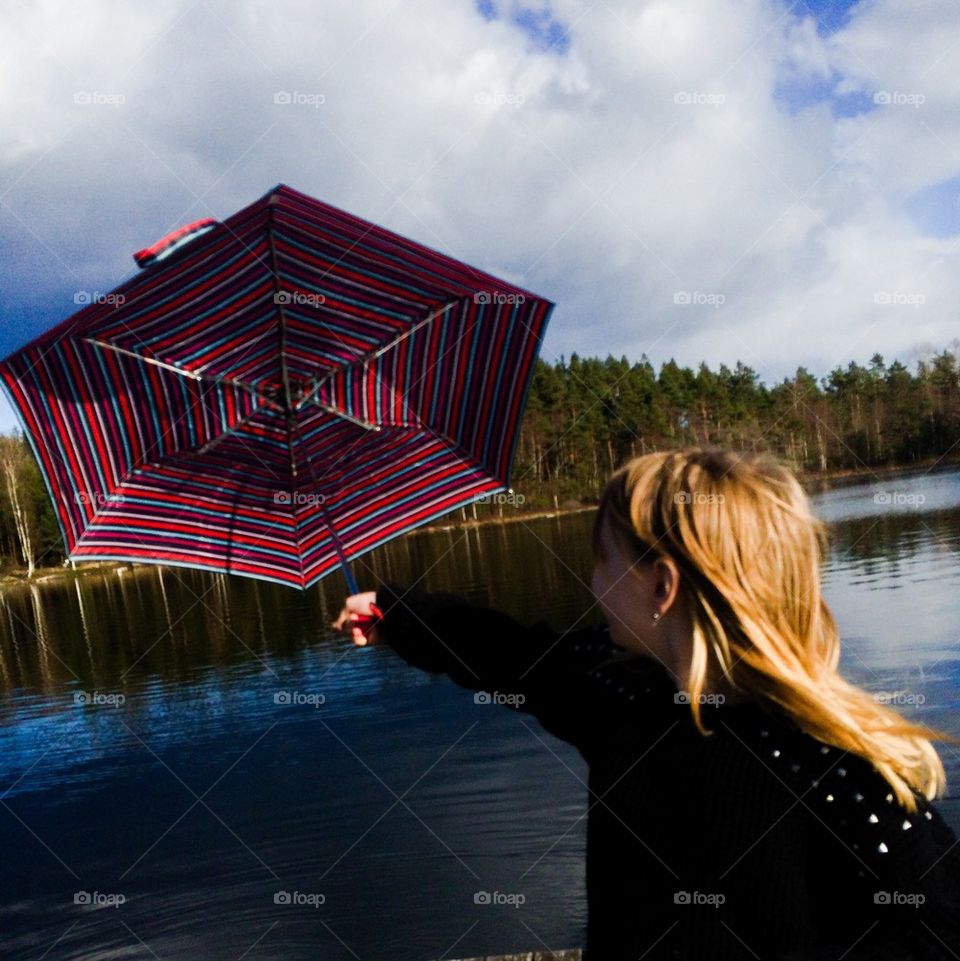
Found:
415,453 -> 960,532
797,453 -> 960,492
3,455 -> 957,588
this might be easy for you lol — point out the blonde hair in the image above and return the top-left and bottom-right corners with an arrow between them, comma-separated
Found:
592,446 -> 960,814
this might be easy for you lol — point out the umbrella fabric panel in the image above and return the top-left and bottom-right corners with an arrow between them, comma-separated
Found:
0,339 -> 260,557
271,186 -> 535,304
78,205 -> 282,386
62,419 -> 506,589
313,295 -> 550,480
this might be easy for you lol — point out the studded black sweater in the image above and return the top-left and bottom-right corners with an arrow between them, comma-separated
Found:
374,581 -> 960,961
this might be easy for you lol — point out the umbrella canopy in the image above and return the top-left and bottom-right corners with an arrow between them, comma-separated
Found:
0,184 -> 553,589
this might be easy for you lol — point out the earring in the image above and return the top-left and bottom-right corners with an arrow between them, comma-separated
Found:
651,611 -> 661,623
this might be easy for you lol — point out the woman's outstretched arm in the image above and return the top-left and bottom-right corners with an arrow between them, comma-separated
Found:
336,580 -> 640,758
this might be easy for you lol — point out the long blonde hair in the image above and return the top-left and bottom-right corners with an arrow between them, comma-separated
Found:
592,446 -> 960,813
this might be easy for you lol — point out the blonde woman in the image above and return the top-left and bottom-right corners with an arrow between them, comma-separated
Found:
333,447 -> 960,960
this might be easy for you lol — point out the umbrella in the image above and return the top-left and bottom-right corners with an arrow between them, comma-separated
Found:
0,184 -> 553,592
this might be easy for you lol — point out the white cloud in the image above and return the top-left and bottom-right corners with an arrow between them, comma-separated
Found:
1,0 -> 959,398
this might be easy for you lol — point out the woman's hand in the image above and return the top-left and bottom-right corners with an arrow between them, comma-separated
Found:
331,591 -> 381,646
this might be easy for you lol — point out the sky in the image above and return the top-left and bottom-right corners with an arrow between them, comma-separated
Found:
2,0 -> 960,434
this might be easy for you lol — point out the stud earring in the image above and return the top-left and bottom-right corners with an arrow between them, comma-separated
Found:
651,611 -> 661,623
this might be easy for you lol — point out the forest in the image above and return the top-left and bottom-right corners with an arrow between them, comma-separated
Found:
1,346 -> 958,576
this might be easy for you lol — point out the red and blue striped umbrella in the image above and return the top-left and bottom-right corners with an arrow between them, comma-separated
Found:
0,184 -> 553,590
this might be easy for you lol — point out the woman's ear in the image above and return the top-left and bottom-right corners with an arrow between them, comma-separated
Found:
652,555 -> 682,610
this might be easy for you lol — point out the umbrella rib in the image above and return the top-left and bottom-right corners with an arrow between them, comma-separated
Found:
83,337 -> 283,410
266,197 -> 305,512
294,297 -> 463,412
300,399 -> 382,431
419,420 -> 504,487
83,337 -> 203,380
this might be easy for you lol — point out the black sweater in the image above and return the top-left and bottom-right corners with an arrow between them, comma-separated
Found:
374,581 -> 960,961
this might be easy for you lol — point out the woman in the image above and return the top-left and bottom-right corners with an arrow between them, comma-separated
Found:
333,447 -> 960,960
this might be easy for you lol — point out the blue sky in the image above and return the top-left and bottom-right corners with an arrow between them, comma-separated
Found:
2,0 -> 959,435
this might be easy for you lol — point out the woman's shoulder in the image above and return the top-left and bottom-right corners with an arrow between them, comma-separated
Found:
569,625 -> 676,701
727,710 -> 956,872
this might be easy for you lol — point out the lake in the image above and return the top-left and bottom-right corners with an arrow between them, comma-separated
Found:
2,466 -> 959,959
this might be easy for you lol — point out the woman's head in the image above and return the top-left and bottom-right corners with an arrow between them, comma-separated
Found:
590,446 -> 959,811
591,447 -> 829,680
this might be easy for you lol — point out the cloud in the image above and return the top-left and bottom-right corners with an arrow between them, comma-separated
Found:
1,0 -> 959,441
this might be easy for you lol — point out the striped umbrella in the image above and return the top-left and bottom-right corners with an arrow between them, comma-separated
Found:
0,184 -> 553,591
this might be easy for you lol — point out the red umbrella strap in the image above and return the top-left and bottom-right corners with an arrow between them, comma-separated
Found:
133,217 -> 219,269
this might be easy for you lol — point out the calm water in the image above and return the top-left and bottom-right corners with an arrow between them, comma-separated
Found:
2,467 -> 959,959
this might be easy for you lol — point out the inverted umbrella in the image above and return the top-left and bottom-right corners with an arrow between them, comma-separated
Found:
0,184 -> 553,591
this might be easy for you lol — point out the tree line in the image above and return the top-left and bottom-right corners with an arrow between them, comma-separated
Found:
1,345 -> 958,575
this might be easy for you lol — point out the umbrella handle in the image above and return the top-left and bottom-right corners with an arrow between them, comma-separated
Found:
351,603 -> 383,637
